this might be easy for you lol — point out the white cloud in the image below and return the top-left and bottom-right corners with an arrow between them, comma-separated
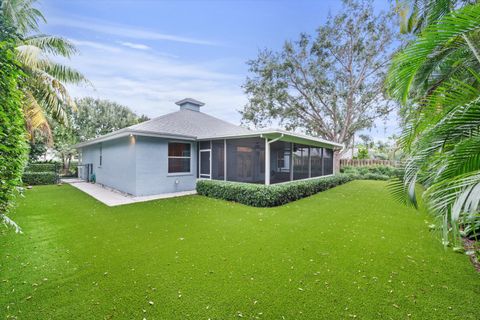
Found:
49,16 -> 219,46
118,41 -> 150,50
61,39 -> 246,123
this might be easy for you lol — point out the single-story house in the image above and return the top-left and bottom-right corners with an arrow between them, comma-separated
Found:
76,98 -> 343,196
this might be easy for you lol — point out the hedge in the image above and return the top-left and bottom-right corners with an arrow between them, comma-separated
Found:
0,37 -> 28,231
340,165 -> 401,177
24,163 -> 58,173
22,172 -> 58,185
197,174 -> 354,207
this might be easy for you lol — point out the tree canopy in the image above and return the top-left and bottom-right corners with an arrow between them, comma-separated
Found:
1,0 -> 88,140
241,0 -> 397,155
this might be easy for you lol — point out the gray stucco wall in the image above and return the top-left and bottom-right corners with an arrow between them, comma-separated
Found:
135,136 -> 197,196
79,136 -> 197,196
80,136 -> 137,195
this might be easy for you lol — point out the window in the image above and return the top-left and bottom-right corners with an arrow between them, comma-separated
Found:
168,143 -> 191,173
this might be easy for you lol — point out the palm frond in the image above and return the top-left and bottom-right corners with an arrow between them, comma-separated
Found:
23,34 -> 77,57
23,90 -> 52,141
1,0 -> 45,34
387,4 -> 480,104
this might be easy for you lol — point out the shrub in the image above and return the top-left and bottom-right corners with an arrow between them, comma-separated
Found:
0,38 -> 28,232
340,165 -> 400,178
22,172 -> 58,185
25,163 -> 58,173
197,174 -> 353,207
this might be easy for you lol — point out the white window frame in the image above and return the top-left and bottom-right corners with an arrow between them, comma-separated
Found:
167,142 -> 192,175
199,140 -> 212,179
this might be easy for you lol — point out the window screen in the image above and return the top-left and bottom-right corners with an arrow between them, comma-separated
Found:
211,140 -> 225,180
293,144 -> 309,180
323,148 -> 333,175
226,138 -> 265,183
310,147 -> 323,177
270,141 -> 291,184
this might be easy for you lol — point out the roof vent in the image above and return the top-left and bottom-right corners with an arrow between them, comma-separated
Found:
175,98 -> 205,112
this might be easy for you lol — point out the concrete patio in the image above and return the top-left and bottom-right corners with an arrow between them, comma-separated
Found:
62,179 -> 196,206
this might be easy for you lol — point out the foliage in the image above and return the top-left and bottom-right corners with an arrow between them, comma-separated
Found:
73,97 -> 147,142
22,162 -> 58,185
355,148 -> 369,159
197,175 -> 353,207
241,0 -> 397,155
24,162 -> 57,173
1,0 -> 88,139
341,165 -> 401,178
48,97 -> 147,173
386,2 -> 480,246
22,172 -> 57,185
2,182 -> 479,319
0,32 -> 27,233
27,137 -> 46,161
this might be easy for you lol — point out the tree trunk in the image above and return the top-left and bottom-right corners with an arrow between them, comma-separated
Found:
333,150 -> 341,174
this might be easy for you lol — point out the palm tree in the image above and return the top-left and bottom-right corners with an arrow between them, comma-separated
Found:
386,1 -> 480,246
1,0 -> 88,139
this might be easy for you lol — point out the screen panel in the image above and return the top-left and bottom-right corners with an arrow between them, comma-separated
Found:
270,141 -> 291,184
293,144 -> 309,180
226,138 -> 265,183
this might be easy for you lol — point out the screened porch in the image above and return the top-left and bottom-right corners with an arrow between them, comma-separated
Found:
197,132 -> 338,185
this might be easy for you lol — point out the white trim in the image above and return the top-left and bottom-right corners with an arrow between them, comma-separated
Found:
199,149 -> 211,179
223,139 -> 227,181
198,130 -> 343,148
167,142 -> 192,175
75,130 -> 196,148
265,138 -> 270,185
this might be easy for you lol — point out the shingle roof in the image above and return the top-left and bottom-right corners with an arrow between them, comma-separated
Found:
75,105 -> 343,149
128,109 -> 251,138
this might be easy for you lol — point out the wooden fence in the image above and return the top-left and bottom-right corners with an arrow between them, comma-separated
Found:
340,159 -> 400,168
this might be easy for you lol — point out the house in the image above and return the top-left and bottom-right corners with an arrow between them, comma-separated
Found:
76,98 -> 343,196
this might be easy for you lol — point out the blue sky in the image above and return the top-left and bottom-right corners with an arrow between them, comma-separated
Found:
41,0 -> 398,141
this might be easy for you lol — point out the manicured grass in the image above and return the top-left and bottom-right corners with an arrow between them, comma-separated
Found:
1,181 -> 479,319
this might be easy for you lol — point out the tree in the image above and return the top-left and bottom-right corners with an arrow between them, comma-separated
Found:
73,97 -> 148,142
241,0 -> 397,171
51,98 -> 147,173
0,18 -> 27,233
1,0 -> 87,139
387,2 -> 480,246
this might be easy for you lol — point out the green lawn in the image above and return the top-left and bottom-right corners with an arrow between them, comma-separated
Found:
1,181 -> 478,319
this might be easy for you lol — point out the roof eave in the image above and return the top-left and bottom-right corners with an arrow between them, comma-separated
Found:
75,130 -> 197,148
197,130 -> 344,149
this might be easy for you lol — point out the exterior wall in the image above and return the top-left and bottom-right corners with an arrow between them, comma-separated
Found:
80,136 -> 137,194
135,136 -> 197,196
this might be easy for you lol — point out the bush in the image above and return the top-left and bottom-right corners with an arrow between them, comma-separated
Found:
22,172 -> 58,185
25,163 -> 58,173
340,165 -> 400,178
0,37 -> 28,231
197,174 -> 353,207
22,162 -> 59,185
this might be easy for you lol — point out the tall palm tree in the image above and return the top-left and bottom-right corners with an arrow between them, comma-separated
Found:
387,2 -> 480,246
1,0 -> 88,139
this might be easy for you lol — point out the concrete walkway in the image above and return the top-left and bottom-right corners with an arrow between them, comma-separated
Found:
63,180 -> 196,206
